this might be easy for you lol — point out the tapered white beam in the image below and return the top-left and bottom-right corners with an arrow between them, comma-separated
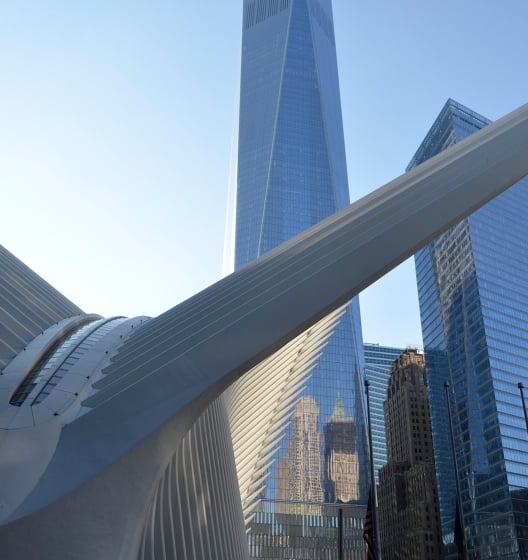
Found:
88,101 -> 528,409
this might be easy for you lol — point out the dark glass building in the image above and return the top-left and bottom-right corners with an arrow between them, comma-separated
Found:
228,0 -> 368,557
410,99 -> 528,559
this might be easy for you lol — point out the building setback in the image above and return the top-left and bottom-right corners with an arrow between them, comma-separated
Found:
378,349 -> 444,559
410,99 -> 528,559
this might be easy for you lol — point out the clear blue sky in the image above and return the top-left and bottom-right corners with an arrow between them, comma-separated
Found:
1,1 -> 527,348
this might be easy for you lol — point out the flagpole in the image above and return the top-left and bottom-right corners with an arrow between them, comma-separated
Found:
365,379 -> 381,559
444,381 -> 467,559
338,507 -> 343,560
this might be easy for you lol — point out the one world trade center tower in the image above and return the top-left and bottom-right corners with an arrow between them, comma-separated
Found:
226,1 -> 369,555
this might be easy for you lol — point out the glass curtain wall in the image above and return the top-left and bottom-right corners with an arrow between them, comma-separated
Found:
363,343 -> 404,484
232,1 -> 368,557
410,99 -> 528,559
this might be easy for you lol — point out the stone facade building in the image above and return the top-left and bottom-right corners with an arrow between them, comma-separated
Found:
378,349 -> 444,559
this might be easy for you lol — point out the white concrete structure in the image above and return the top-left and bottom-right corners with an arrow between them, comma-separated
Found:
0,103 -> 528,559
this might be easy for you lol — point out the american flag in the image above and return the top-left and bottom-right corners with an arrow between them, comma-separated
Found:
363,493 -> 378,560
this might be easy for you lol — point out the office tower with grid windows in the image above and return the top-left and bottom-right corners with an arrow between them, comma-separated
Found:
227,0 -> 369,557
409,99 -> 528,559
363,343 -> 404,483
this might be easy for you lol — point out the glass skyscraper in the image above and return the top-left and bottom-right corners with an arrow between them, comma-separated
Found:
363,343 -> 404,484
410,99 -> 528,559
227,1 -> 368,557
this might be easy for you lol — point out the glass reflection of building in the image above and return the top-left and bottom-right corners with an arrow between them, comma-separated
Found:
277,397 -> 323,513
323,394 -> 359,504
363,343 -> 404,484
409,99 -> 528,559
229,0 -> 368,557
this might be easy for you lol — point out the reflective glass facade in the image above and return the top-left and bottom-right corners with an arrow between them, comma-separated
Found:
235,1 -> 367,557
248,503 -> 367,560
409,99 -> 528,559
363,343 -> 404,484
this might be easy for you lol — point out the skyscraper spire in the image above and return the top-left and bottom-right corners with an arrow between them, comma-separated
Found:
330,393 -> 348,422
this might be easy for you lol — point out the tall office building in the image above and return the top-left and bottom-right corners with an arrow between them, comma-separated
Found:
410,99 -> 528,558
227,0 -> 368,557
363,343 -> 404,483
378,349 -> 444,559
